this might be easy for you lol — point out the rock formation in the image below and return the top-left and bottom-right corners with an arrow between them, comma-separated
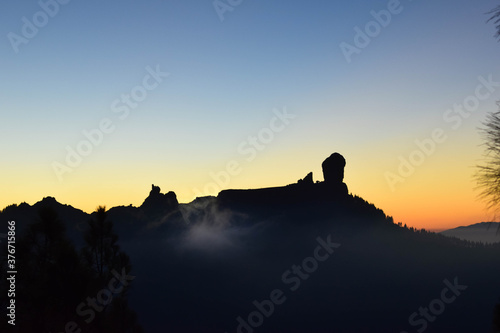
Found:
297,172 -> 314,185
320,152 -> 348,197
140,184 -> 179,221
218,152 -> 349,209
322,152 -> 346,184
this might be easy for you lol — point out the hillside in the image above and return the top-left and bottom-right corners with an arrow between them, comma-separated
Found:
441,222 -> 500,244
1,153 -> 500,332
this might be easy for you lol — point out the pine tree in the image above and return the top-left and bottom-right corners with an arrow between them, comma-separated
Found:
81,206 -> 142,332
9,207 -> 86,332
488,3 -> 500,40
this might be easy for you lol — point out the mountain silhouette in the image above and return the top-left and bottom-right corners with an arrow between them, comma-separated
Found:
1,153 -> 500,332
441,222 -> 500,244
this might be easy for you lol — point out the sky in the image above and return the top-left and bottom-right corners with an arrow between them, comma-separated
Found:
1,0 -> 499,230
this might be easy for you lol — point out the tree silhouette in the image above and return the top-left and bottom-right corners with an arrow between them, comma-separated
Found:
81,206 -> 142,332
479,3 -> 500,206
0,205 -> 143,332
482,5 -> 500,331
476,107 -> 500,214
82,206 -> 130,279
488,3 -> 500,40
5,207 -> 87,332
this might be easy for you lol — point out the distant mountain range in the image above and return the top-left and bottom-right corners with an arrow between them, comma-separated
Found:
440,222 -> 500,244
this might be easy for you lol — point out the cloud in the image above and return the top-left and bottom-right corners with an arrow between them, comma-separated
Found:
177,197 -> 250,252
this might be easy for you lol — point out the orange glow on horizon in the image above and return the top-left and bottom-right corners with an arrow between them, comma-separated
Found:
1,141 -> 492,231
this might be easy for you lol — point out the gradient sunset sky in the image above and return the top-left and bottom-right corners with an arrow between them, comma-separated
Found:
1,0 -> 499,230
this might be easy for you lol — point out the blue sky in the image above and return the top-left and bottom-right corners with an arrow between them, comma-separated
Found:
1,0 -> 499,229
